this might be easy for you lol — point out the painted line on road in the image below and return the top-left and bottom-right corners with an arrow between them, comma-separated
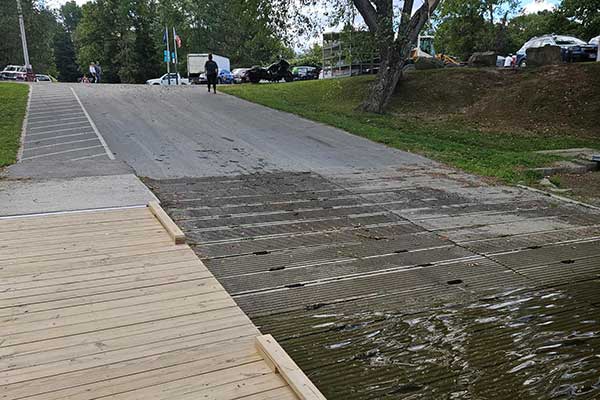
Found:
21,145 -> 104,161
17,84 -> 33,162
28,104 -> 79,112
25,132 -> 96,143
23,138 -> 99,151
28,112 -> 85,121
28,116 -> 87,126
29,120 -> 91,131
29,100 -> 78,107
26,126 -> 94,136
71,87 -> 115,160
69,153 -> 107,161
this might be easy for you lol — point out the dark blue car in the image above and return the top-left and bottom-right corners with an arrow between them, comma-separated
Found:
516,35 -> 598,67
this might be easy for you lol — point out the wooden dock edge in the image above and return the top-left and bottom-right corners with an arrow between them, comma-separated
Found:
256,334 -> 327,400
148,201 -> 186,244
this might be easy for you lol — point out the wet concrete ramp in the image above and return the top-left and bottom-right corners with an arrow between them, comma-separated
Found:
147,166 -> 600,399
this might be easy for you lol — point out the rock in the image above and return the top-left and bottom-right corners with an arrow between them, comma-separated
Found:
526,45 -> 561,67
414,57 -> 444,70
468,51 -> 498,67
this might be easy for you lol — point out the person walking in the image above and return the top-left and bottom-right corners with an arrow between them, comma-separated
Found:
94,62 -> 102,83
205,53 -> 218,94
89,62 -> 97,83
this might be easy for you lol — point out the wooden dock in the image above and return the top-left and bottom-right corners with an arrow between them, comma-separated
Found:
0,204 -> 325,400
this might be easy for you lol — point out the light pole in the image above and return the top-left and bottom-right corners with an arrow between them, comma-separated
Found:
15,0 -> 34,80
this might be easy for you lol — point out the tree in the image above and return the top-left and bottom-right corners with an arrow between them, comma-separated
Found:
434,0 -> 519,59
560,0 -> 600,41
350,0 -> 442,113
0,0 -> 58,74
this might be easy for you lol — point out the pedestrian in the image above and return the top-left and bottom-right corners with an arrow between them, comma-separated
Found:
205,53 -> 218,94
89,62 -> 97,83
94,62 -> 102,83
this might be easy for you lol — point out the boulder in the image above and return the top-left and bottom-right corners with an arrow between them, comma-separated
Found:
468,51 -> 497,67
414,57 -> 444,70
526,45 -> 561,67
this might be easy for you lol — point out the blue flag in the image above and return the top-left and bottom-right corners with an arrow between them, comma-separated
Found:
162,28 -> 167,44
163,50 -> 169,62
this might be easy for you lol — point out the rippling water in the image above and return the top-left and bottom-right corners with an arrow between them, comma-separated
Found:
283,284 -> 600,399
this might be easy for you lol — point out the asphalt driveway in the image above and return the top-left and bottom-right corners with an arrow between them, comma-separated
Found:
73,84 -> 433,178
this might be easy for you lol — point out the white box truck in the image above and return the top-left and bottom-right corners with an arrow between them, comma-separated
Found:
187,53 -> 230,84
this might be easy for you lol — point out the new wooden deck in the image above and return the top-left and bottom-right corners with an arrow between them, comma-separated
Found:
0,205 -> 324,400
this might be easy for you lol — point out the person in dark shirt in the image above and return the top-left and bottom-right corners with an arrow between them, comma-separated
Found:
205,54 -> 219,94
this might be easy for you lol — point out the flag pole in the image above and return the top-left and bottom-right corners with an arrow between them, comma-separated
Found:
172,27 -> 179,85
165,25 -> 171,85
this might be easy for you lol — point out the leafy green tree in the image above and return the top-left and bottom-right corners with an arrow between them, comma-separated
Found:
434,0 -> 519,60
0,0 -> 57,74
53,27 -> 80,81
507,10 -> 581,51
560,0 -> 600,41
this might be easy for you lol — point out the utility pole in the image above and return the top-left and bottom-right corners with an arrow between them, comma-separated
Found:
16,0 -> 34,80
172,27 -> 179,85
165,26 -> 171,85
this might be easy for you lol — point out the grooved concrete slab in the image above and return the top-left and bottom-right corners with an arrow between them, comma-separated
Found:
0,174 -> 157,216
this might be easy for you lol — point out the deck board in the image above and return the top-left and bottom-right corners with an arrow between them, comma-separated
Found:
0,207 -> 313,400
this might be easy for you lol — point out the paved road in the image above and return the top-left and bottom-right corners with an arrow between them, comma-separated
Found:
73,83 -> 433,178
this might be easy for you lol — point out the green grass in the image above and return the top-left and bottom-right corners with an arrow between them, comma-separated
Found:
221,73 -> 600,184
0,83 -> 29,168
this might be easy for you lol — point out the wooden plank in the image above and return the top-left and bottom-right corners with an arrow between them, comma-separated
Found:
1,304 -> 244,359
0,279 -> 225,318
0,245 -> 190,278
256,334 -> 326,400
3,314 -> 253,370
0,263 -> 211,301
0,208 -> 148,232
148,201 -> 186,244
3,336 -> 258,400
1,327 -> 260,387
0,250 -> 200,288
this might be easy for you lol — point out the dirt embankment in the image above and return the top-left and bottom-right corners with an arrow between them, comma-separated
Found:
392,63 -> 600,137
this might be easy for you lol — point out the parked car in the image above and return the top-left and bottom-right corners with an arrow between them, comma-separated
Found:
516,34 -> 598,67
198,69 -> 235,85
35,74 -> 52,82
1,65 -> 27,80
232,68 -> 250,83
146,73 -> 189,85
590,35 -> 600,45
292,66 -> 321,81
247,60 -> 294,83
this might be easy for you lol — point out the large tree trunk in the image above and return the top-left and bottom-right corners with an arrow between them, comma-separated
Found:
360,40 -> 411,114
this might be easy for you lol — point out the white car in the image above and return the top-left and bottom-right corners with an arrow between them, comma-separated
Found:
1,65 -> 27,80
146,73 -> 189,85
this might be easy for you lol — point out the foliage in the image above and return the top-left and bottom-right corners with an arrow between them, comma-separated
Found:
560,0 -> 600,41
292,43 -> 323,67
0,83 -> 29,168
0,0 -> 57,75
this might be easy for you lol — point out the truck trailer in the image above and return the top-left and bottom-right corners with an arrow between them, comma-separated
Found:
187,53 -> 230,84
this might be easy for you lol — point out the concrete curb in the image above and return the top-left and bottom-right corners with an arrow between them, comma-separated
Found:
16,83 -> 32,162
517,184 -> 600,211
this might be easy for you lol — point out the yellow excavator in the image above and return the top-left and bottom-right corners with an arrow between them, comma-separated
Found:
410,35 -> 461,66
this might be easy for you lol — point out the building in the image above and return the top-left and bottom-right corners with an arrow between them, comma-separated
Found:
322,30 -> 379,79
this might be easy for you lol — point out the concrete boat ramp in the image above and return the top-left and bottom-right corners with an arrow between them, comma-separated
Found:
0,204 -> 324,400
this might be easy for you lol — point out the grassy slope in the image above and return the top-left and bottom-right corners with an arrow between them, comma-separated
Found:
0,83 -> 29,167
221,64 -> 600,184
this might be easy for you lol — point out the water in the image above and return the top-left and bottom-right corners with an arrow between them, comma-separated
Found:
266,284 -> 600,399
